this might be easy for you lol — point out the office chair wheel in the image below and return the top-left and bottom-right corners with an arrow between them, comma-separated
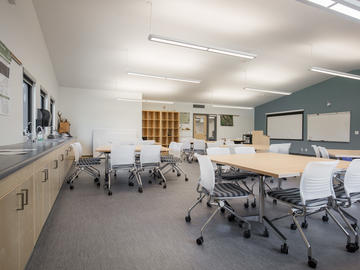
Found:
322,215 -> 329,222
172,169 -> 175,173
66,179 -> 71,184
97,182 -> 100,187
185,215 -> 191,223
138,187 -> 143,193
148,180 -> 152,184
196,236 -> 203,245
206,202 -> 212,208
228,214 -> 235,222
220,207 -> 225,213
177,173 -> 181,177
280,243 -> 288,254
149,170 -> 152,174
263,228 -> 269,237
185,177 -> 189,181
273,199 -> 277,205
243,230 -> 251,239
70,185 -> 74,190
351,223 -> 358,230
76,175 -> 79,178
308,257 -> 317,268
290,223 -> 297,230
108,190 -> 112,196
94,178 -> 99,183
104,183 -> 108,189
301,221 -> 308,229
346,243 -> 359,253
244,202 -> 249,208
251,202 -> 256,208
128,182 -> 134,187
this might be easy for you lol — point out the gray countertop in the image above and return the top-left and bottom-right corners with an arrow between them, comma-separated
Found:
0,137 -> 74,180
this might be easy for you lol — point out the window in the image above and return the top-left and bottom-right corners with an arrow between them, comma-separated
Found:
50,98 -> 55,129
40,90 -> 47,110
23,75 -> 34,133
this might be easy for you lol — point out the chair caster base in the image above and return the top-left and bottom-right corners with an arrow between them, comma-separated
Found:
301,221 -> 308,229
290,223 -> 297,230
128,182 -> 134,187
243,230 -> 251,238
96,182 -> 100,187
177,173 -> 181,177
185,177 -> 189,181
206,202 -> 212,208
138,187 -> 143,193
220,207 -> 225,213
273,199 -> 277,205
351,223 -> 358,230
244,202 -> 249,209
308,257 -> 317,268
280,243 -> 289,254
228,214 -> 235,222
94,178 -> 99,183
346,243 -> 359,253
163,184 -> 167,189
196,236 -> 203,245
322,215 -> 329,222
108,190 -> 112,196
185,215 -> 191,222
263,228 -> 269,237
69,185 -> 74,190
251,202 -> 256,208
148,180 -> 152,184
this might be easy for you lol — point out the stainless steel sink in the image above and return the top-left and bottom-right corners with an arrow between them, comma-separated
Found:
0,149 -> 36,155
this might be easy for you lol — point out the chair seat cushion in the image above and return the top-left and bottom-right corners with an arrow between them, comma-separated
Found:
212,183 -> 249,198
161,155 -> 180,163
268,188 -> 329,207
221,170 -> 255,180
79,158 -> 101,166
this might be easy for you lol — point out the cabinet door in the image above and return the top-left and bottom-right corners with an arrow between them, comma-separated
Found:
18,177 -> 34,270
58,151 -> 65,185
0,189 -> 20,270
50,157 -> 60,205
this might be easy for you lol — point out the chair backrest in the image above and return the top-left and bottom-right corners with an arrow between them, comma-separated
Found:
111,144 -> 136,167
225,139 -> 235,145
181,138 -> 192,150
71,143 -> 80,162
207,141 -> 221,148
278,143 -> 291,154
206,147 -> 231,156
75,142 -> 83,157
269,144 -> 280,153
193,139 -> 206,151
110,138 -> 137,145
312,145 -> 321,158
140,145 -> 161,165
300,161 -> 339,205
197,154 -> 215,194
344,159 -> 360,197
234,146 -> 255,154
140,140 -> 155,145
318,146 -> 330,159
169,142 -> 182,158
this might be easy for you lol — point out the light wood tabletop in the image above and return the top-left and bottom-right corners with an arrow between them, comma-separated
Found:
96,145 -> 170,153
209,152 -> 350,178
327,149 -> 360,159
219,144 -> 269,152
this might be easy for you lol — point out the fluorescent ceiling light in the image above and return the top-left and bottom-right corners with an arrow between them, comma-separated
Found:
330,3 -> 360,20
128,72 -> 201,84
143,100 -> 174,104
244,87 -> 292,96
148,34 -> 256,60
212,104 -> 253,110
311,67 -> 360,80
307,0 -> 335,7
116,98 -> 142,102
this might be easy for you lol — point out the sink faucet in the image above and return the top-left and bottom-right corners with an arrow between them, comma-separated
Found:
36,126 -> 44,141
23,122 -> 33,142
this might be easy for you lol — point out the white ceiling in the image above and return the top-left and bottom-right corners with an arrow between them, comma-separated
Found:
33,0 -> 360,107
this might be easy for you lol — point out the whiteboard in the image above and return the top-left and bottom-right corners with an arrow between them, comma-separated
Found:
307,111 -> 350,142
267,112 -> 303,140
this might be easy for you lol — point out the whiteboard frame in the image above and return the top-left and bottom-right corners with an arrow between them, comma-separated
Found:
307,111 -> 351,143
266,110 -> 304,141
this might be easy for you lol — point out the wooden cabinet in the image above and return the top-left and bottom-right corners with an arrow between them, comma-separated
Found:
49,154 -> 60,206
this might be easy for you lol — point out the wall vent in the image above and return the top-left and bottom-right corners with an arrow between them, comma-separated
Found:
193,104 -> 205,109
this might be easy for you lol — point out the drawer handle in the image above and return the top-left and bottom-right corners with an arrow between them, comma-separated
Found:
21,189 -> 29,205
65,150 -> 69,156
42,169 -> 48,182
60,154 -> 64,161
54,160 -> 58,169
16,193 -> 25,211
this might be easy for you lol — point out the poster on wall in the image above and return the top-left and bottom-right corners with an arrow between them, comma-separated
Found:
220,115 -> 233,126
0,40 -> 11,116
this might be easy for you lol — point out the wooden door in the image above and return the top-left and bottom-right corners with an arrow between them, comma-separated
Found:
193,114 -> 207,140
18,176 -> 34,270
0,188 -> 19,270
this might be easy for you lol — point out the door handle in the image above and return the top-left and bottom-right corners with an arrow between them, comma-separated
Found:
16,192 -> 25,211
54,160 -> 58,169
42,169 -> 48,182
21,189 -> 29,205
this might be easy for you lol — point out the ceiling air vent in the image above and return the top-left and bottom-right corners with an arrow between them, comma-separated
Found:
8,0 -> 16,5
193,104 -> 205,109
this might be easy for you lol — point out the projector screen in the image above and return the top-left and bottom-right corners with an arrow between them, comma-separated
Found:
266,111 -> 304,140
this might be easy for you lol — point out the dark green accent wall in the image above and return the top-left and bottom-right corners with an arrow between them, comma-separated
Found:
255,70 -> 360,155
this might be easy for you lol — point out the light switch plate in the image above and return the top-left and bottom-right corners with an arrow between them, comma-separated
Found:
355,131 -> 359,135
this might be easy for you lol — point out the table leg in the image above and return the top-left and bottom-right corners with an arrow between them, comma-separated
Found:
104,153 -> 109,182
259,175 -> 265,224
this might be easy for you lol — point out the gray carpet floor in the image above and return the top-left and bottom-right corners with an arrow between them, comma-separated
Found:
26,161 -> 360,270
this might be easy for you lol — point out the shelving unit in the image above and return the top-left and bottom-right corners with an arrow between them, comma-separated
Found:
142,110 -> 179,146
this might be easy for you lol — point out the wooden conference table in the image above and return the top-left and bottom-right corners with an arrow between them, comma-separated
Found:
96,145 -> 170,180
209,152 -> 350,235
327,149 -> 360,159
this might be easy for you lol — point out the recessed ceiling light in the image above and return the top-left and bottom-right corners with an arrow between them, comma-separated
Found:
311,67 -> 360,80
143,100 -> 174,104
128,72 -> 201,84
148,34 -> 257,60
243,87 -> 292,96
330,3 -> 360,20
212,104 -> 253,110
307,0 -> 335,7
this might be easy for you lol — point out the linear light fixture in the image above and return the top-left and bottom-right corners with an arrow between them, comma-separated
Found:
212,104 -> 253,110
116,98 -> 142,102
148,34 -> 257,60
143,100 -> 174,104
330,3 -> 360,19
304,0 -> 360,20
243,87 -> 292,96
310,67 -> 360,80
128,72 -> 201,84
307,0 -> 335,7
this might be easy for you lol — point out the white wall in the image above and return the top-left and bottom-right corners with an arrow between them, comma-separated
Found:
58,87 -> 142,155
142,102 -> 254,140
0,0 -> 59,145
